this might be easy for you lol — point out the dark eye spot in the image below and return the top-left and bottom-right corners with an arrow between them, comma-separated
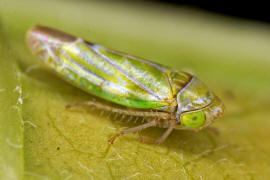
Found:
192,116 -> 197,121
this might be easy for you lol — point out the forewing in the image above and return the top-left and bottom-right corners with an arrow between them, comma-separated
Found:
55,39 -> 172,108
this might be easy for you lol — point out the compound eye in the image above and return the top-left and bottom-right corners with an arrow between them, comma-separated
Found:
180,111 -> 206,128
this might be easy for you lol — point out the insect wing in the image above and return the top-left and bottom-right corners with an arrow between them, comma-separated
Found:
27,26 -> 175,108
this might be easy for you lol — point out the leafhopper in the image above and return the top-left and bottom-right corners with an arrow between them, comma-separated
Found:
26,25 -> 225,144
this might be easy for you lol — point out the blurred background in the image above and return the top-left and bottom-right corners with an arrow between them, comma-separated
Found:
0,0 -> 270,179
154,0 -> 269,23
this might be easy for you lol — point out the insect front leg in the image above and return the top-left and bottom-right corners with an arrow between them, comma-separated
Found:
140,120 -> 176,145
108,120 -> 157,144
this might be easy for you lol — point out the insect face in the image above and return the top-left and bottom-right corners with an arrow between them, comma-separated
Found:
175,76 -> 225,129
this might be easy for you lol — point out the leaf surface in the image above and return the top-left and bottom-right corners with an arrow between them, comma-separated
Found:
0,0 -> 270,179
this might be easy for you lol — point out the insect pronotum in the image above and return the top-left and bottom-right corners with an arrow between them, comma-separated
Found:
26,25 -> 225,145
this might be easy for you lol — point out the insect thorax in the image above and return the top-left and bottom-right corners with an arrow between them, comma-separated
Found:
175,76 -> 215,122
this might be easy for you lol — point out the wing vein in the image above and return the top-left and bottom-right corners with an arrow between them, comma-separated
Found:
91,45 -> 162,100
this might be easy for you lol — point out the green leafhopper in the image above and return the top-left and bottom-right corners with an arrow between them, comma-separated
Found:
26,25 -> 225,144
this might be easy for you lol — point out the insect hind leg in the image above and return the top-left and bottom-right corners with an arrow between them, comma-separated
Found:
108,120 -> 157,144
65,101 -> 95,109
65,100 -> 171,119
109,119 -> 176,145
140,120 -> 176,145
65,100 -> 175,144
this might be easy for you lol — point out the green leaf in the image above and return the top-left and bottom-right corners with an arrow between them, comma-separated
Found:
1,0 -> 270,179
0,24 -> 24,179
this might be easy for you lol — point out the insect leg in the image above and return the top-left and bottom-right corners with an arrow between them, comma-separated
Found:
65,101 -> 94,109
140,120 -> 176,145
66,100 -> 171,119
108,120 -> 157,144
